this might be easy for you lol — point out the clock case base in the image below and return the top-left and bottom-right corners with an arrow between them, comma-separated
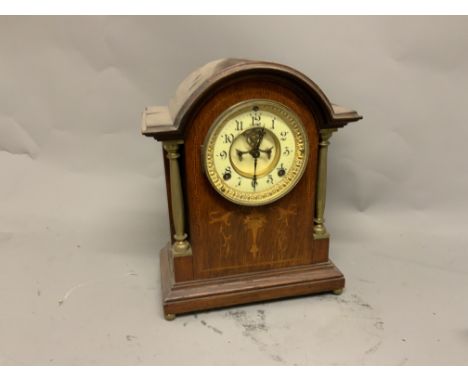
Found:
160,244 -> 345,317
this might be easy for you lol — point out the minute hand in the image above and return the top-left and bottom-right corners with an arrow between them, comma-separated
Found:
251,128 -> 265,191
252,157 -> 258,191
255,127 -> 266,150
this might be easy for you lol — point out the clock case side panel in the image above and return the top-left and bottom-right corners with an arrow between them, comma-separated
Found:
181,73 -> 329,280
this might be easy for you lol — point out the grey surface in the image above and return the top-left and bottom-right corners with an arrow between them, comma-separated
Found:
1,16 -> 467,365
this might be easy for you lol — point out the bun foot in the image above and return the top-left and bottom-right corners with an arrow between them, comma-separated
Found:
164,313 -> 176,321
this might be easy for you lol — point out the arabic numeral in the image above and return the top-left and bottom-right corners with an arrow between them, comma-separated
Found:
266,174 -> 274,184
251,106 -> 262,126
251,115 -> 261,126
235,120 -> 243,131
218,150 -> 227,160
223,133 -> 234,144
283,146 -> 291,156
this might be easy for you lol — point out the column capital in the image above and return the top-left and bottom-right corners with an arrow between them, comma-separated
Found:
319,128 -> 337,146
163,140 -> 184,158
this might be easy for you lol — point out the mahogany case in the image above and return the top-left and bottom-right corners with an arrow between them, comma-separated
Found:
141,59 -> 362,318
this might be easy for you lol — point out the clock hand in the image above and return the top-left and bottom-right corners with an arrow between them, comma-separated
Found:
259,146 -> 273,159
243,129 -> 258,150
236,148 -> 250,161
255,127 -> 266,150
252,156 -> 258,191
245,127 -> 266,159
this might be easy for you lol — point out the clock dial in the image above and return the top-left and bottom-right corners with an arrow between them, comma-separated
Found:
203,99 -> 309,206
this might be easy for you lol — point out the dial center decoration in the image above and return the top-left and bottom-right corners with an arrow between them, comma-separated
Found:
203,99 -> 309,206
229,127 -> 280,179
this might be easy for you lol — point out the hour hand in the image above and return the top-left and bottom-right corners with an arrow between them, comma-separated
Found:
236,148 -> 250,161
259,146 -> 273,159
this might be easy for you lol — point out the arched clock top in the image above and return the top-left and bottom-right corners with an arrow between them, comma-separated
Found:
141,59 -> 362,141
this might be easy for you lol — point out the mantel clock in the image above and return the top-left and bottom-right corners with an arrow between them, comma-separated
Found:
141,59 -> 362,320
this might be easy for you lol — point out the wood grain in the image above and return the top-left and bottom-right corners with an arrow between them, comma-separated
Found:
141,59 -> 362,140
160,244 -> 344,316
183,76 -> 320,279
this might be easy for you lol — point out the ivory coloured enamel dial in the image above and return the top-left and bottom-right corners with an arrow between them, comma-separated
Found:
203,99 -> 309,206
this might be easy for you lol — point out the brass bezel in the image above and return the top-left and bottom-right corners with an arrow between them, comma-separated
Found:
203,99 -> 309,206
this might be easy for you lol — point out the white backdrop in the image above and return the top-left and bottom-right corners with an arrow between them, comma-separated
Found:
1,16 -> 467,365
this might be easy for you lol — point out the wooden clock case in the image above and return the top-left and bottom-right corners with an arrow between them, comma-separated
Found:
141,59 -> 362,319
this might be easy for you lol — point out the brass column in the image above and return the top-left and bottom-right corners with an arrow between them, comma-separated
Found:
313,128 -> 337,239
163,140 -> 192,257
